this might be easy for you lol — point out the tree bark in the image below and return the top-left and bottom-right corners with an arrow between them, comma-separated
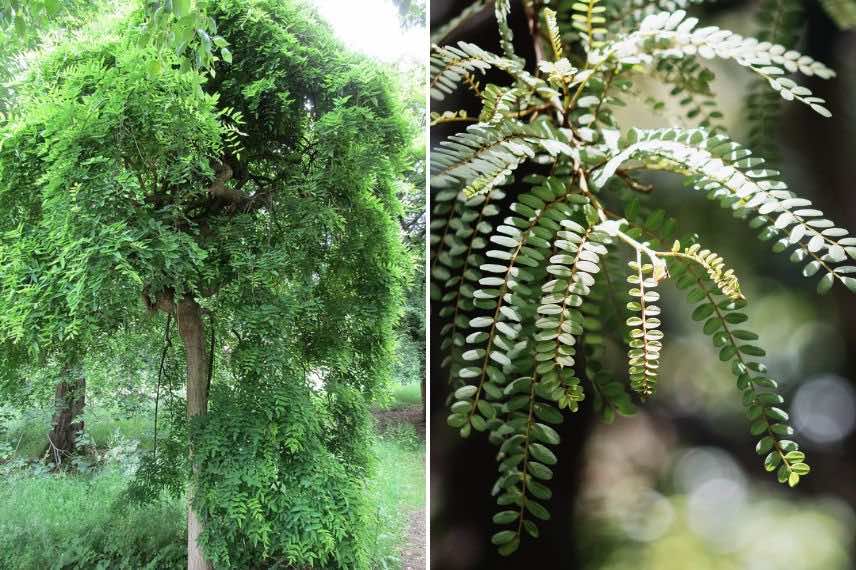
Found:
176,297 -> 213,570
47,371 -> 85,466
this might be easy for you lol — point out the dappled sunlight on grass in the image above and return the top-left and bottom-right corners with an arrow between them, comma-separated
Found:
376,382 -> 423,411
368,422 -> 426,569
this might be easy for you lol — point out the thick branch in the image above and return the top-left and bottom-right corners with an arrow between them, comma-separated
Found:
144,288 -> 175,314
192,161 -> 275,216
206,162 -> 237,201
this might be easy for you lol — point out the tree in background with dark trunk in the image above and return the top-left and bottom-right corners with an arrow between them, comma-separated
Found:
47,369 -> 85,466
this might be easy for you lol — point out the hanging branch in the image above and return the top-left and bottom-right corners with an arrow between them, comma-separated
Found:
153,312 -> 173,461
430,4 -> 851,557
206,313 -> 215,396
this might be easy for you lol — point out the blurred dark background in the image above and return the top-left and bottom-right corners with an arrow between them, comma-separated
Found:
429,1 -> 856,569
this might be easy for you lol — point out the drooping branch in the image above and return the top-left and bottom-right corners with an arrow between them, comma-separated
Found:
153,312 -> 173,461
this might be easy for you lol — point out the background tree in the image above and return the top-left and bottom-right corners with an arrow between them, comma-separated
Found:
396,59 -> 428,411
0,1 -> 410,568
0,0 -> 119,466
393,0 -> 427,29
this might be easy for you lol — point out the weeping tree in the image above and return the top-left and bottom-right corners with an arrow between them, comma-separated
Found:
431,0 -> 855,558
0,0 -> 409,568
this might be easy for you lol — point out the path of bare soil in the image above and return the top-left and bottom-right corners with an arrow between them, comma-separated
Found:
373,406 -> 425,439
401,508 -> 426,570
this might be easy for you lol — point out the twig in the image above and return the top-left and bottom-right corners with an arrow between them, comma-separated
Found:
46,433 -> 62,466
12,431 -> 23,456
153,312 -> 173,461
523,0 -> 546,66
617,169 -> 653,193
206,314 -> 215,396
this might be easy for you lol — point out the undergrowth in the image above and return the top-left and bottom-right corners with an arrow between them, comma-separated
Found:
1,406 -> 156,462
0,467 -> 185,570
0,409 -> 424,569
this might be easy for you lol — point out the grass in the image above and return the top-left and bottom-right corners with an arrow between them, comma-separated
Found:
377,382 -> 422,411
2,407 -> 53,460
0,405 -> 425,569
83,413 -> 155,450
367,422 -> 426,569
0,468 -> 186,569
375,423 -> 425,510
2,406 -> 157,462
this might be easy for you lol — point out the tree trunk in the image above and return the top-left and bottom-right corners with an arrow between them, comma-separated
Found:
176,296 -> 213,570
47,371 -> 85,466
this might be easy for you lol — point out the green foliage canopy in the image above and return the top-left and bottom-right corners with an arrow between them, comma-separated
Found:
0,0 -> 411,567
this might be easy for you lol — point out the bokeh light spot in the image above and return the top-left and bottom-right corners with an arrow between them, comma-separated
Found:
793,375 -> 856,445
